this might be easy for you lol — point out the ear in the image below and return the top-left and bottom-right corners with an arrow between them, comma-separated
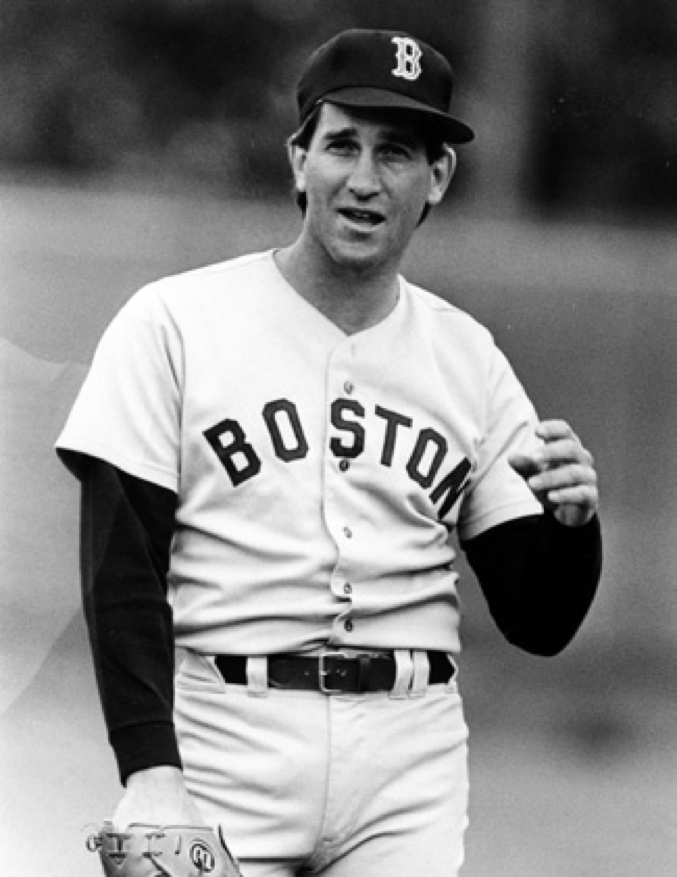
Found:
426,146 -> 457,207
288,139 -> 308,195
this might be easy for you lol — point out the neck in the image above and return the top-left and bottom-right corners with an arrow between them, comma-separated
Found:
275,237 -> 401,335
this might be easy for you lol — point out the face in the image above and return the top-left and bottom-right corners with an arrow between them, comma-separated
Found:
289,103 -> 454,277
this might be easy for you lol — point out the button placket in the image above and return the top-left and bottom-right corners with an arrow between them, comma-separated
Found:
325,342 -> 362,640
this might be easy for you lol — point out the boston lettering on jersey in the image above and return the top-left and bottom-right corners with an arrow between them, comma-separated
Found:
204,397 -> 471,520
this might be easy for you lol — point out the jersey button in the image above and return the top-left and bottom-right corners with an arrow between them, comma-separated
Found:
344,381 -> 354,395
343,583 -> 352,595
344,620 -> 354,632
339,459 -> 350,472
343,527 -> 353,539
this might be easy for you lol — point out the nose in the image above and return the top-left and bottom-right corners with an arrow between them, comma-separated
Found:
347,151 -> 381,199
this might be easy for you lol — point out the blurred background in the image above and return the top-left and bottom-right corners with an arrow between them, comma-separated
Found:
0,1 -> 675,874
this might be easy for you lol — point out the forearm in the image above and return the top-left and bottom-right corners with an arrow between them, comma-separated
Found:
76,454 -> 182,783
463,512 -> 602,656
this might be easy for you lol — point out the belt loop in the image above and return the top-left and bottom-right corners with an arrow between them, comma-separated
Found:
444,653 -> 459,693
409,650 -> 429,698
246,656 -> 269,698
389,649 -> 413,699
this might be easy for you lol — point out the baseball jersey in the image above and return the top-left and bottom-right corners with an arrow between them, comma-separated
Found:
56,250 -> 543,656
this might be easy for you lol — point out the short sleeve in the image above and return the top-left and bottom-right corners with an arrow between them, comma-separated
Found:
458,345 -> 543,541
55,284 -> 183,492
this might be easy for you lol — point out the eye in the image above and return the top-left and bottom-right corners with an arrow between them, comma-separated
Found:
380,142 -> 414,161
325,137 -> 357,156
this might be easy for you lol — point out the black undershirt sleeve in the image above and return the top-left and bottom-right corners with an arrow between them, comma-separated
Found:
62,452 -> 182,784
462,512 -> 602,656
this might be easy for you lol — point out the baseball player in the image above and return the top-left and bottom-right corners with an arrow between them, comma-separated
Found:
57,29 -> 601,877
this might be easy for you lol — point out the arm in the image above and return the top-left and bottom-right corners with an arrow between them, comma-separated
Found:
463,418 -> 602,655
463,512 -> 602,655
70,452 -> 204,826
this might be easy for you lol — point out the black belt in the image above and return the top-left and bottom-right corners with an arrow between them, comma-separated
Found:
215,651 -> 455,694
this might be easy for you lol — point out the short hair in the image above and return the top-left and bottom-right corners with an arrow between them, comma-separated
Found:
287,103 -> 450,221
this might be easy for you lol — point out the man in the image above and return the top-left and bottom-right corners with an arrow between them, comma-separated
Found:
57,29 -> 601,876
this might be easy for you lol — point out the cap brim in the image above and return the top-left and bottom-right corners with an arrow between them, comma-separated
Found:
322,86 -> 474,144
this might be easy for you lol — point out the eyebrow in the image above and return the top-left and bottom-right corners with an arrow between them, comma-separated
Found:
321,125 -> 359,141
321,124 -> 420,149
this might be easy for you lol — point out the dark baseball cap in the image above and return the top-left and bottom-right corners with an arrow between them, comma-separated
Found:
297,29 -> 474,144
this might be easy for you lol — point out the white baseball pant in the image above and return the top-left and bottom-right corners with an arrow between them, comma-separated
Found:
174,649 -> 469,876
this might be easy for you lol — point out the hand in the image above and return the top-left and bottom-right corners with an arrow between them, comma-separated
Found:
112,765 -> 206,829
509,419 -> 598,528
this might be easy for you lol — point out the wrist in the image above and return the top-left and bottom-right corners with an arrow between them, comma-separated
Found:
550,508 -> 598,530
125,765 -> 184,789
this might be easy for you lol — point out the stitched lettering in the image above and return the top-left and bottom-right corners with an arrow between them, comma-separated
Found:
392,36 -> 422,81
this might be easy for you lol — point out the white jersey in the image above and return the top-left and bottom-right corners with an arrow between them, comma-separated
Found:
56,250 -> 542,656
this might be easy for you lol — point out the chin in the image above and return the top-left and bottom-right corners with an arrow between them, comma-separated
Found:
335,253 -> 384,276
330,240 -> 392,274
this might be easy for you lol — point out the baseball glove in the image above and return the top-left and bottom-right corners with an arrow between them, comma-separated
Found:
86,822 -> 244,877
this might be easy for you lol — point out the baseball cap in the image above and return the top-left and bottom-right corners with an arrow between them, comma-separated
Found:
297,29 -> 474,144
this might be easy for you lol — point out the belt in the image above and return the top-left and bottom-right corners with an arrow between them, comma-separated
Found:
215,651 -> 455,694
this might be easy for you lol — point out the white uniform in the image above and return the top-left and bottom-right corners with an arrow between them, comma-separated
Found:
57,250 -> 543,875
57,249 -> 541,656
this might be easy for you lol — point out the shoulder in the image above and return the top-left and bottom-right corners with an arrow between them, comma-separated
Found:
403,279 -> 496,351
133,250 -> 274,311
398,280 -> 526,398
95,251 -> 273,356
163,249 -> 272,286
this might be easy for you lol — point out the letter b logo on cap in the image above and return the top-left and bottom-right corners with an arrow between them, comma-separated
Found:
392,36 -> 422,81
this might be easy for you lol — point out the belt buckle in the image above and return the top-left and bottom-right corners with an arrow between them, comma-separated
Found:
319,651 -> 349,694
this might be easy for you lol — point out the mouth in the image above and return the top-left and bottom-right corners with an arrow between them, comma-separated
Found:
337,207 -> 385,230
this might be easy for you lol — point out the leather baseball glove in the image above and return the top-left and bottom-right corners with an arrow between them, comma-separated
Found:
86,822 -> 244,876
